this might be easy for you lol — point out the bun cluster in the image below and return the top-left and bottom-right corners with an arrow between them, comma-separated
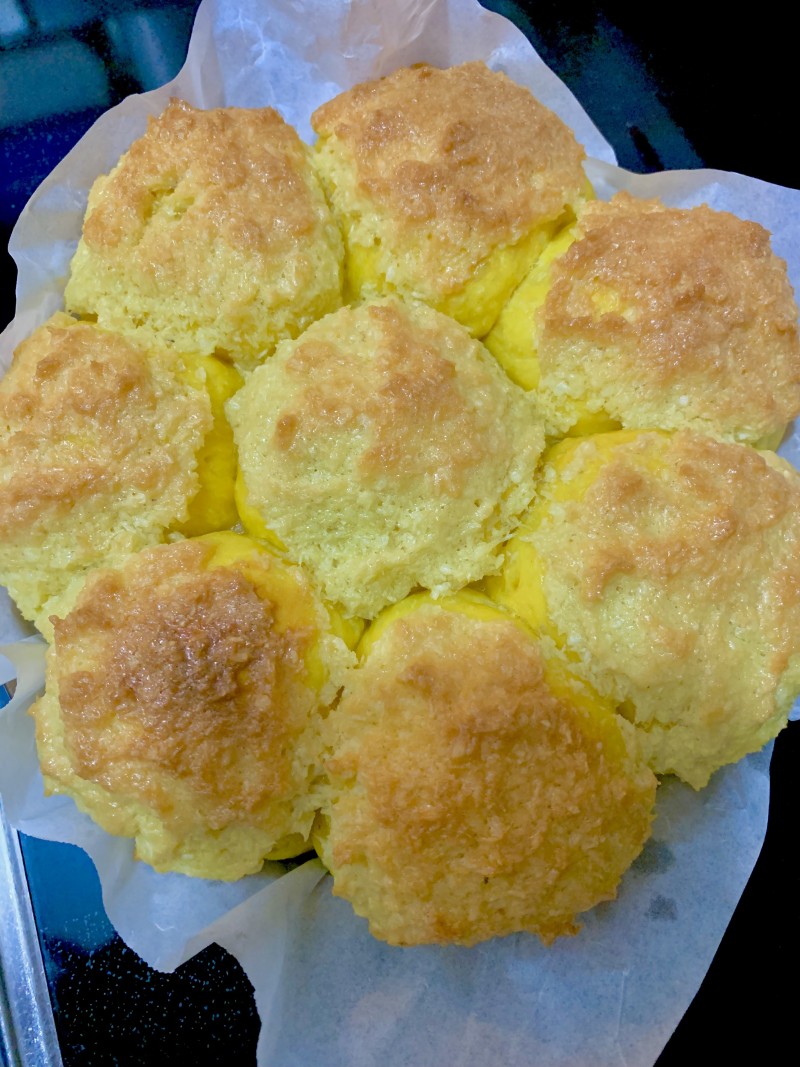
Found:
2,63 -> 799,946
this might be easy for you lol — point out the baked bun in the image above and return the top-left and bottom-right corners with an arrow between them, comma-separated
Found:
32,533 -> 355,880
65,99 -> 344,372
228,297 -> 545,617
316,593 -> 656,946
486,430 -> 800,788
486,193 -> 800,446
0,314 -> 238,635
311,62 -> 588,337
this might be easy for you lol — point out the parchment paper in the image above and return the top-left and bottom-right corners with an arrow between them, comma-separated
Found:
1,2 -> 798,1064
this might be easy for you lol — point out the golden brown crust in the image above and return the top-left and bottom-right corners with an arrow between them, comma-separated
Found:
65,99 -> 343,368
0,314 -> 205,535
528,430 -> 800,786
229,298 -> 544,617
312,62 -> 586,291
48,539 -> 315,829
0,314 -> 210,626
321,604 -> 656,946
538,193 -> 800,440
572,433 -> 795,602
279,302 -> 485,491
82,100 -> 319,259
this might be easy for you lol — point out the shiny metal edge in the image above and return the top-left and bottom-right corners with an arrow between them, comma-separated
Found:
0,800 -> 63,1067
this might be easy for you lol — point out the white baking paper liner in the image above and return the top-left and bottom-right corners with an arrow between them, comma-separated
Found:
0,1 -> 797,1064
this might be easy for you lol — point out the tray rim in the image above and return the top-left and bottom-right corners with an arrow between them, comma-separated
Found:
0,794 -> 63,1067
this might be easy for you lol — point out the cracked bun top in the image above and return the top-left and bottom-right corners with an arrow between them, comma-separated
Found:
504,193 -> 800,444
317,595 -> 656,946
32,533 -> 354,880
0,313 -> 211,632
489,430 -> 800,788
312,62 -> 587,334
65,99 -> 344,371
229,297 -> 544,617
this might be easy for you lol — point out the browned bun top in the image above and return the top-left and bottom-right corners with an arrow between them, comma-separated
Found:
538,193 -> 800,442
33,534 -> 353,879
0,313 -> 210,628
319,598 -> 656,946
229,297 -> 543,617
312,61 -> 586,292
51,540 -> 310,823
83,100 -> 321,257
514,430 -> 800,787
65,99 -> 343,369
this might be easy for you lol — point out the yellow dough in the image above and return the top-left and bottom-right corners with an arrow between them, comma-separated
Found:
312,62 -> 588,337
487,193 -> 800,446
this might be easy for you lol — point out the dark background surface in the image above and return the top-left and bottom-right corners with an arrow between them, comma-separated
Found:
1,1 -> 797,1063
